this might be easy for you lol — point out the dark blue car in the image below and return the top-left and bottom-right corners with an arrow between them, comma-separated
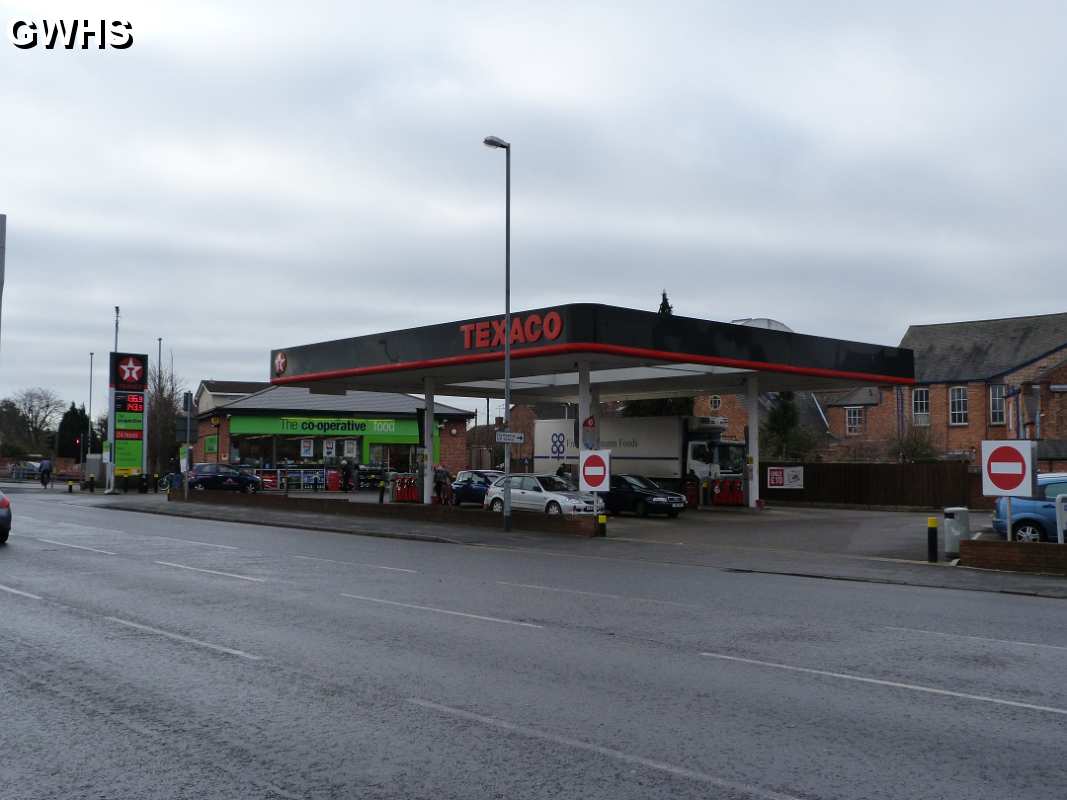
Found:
450,470 -> 502,507
992,472 -> 1067,542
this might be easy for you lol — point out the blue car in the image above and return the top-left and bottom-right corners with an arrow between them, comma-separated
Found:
992,473 -> 1067,542
450,470 -> 502,507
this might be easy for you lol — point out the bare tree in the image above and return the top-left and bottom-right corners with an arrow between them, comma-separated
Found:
14,388 -> 64,452
146,360 -> 187,474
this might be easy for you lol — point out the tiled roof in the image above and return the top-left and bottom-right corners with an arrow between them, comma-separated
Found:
199,380 -> 271,395
208,385 -> 472,417
900,312 -> 1067,383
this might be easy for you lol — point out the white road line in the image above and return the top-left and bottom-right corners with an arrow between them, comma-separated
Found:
340,593 -> 543,629
885,625 -> 1067,652
407,698 -> 802,800
700,652 -> 1067,716
0,582 -> 43,600
36,538 -> 117,556
105,617 -> 261,660
152,536 -> 239,550
154,561 -> 266,583
497,580 -> 701,609
293,554 -> 417,573
498,581 -> 623,600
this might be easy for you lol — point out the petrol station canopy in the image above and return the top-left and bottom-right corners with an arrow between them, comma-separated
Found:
269,303 -> 914,400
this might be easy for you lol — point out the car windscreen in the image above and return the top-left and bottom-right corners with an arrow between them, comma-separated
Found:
623,475 -> 659,490
536,475 -> 572,492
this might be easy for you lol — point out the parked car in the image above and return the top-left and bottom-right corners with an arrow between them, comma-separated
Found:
484,474 -> 604,515
188,463 -> 262,493
0,490 -> 10,544
450,470 -> 503,506
602,473 -> 686,517
992,472 -> 1067,542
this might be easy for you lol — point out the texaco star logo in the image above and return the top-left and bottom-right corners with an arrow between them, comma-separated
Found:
118,356 -> 143,383
274,352 -> 288,376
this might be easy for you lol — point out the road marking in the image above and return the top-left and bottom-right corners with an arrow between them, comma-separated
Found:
0,582 -> 43,600
152,536 -> 239,550
498,581 -> 623,600
407,698 -> 802,800
154,561 -> 266,582
885,625 -> 1067,652
340,593 -> 542,628
105,617 -> 261,660
36,538 -> 117,556
700,652 -> 1067,716
293,554 -> 417,573
497,580 -> 702,609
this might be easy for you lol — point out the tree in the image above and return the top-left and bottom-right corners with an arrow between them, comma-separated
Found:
623,290 -> 693,417
761,392 -> 821,461
0,399 -> 30,457
56,403 -> 92,461
13,388 -> 64,453
888,428 -> 939,463
146,360 -> 187,474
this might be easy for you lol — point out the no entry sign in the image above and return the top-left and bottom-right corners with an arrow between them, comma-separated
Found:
579,449 -> 611,493
981,440 -> 1037,498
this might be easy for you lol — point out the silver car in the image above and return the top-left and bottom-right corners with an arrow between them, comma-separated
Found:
484,474 -> 604,515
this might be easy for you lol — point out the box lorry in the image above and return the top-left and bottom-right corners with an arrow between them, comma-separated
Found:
534,416 -> 745,490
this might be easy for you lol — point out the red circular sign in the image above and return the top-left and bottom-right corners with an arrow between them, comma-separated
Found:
582,453 -> 607,489
986,445 -> 1027,491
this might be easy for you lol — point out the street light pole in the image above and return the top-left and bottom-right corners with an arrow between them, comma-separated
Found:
484,135 -> 512,531
156,336 -> 162,476
85,351 -> 94,479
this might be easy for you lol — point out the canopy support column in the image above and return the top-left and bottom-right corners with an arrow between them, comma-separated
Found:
423,377 -> 435,504
746,374 -> 760,509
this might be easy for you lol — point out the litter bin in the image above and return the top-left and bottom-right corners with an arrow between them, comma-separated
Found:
943,507 -> 969,558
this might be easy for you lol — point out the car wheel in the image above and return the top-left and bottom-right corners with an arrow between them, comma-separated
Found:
1012,522 -> 1045,543
636,500 -> 649,518
667,510 -> 680,519
0,529 -> 8,545
546,501 -> 562,515
490,498 -> 504,513
243,483 -> 257,494
192,482 -> 204,491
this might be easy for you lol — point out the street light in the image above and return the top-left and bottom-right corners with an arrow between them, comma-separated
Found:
483,134 -> 512,531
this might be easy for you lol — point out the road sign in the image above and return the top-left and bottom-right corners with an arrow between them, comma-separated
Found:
580,449 -> 611,492
495,430 -> 526,445
981,440 -> 1037,498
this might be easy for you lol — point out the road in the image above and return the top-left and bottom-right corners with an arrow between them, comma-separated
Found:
2,489 -> 1065,800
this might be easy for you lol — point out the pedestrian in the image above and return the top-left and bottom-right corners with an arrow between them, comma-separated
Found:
433,464 -> 450,504
39,456 -> 53,489
555,462 -> 569,479
341,459 -> 353,492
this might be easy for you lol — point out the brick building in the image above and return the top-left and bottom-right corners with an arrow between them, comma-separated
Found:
818,312 -> 1067,469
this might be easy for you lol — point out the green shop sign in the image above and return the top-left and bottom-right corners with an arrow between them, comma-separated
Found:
228,416 -> 419,437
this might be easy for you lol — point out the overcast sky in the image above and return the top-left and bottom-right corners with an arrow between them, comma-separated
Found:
2,1 -> 1065,421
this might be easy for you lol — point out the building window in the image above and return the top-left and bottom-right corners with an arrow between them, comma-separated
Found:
845,406 -> 865,435
710,395 -> 721,411
989,384 -> 1006,425
912,387 -> 929,427
949,386 -> 968,425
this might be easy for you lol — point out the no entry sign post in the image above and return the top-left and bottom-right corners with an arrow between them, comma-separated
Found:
580,450 -> 611,535
980,440 -> 1038,542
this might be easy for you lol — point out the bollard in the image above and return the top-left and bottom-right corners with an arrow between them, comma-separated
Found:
122,475 -> 129,493
379,480 -> 386,504
927,516 -> 938,563
67,480 -> 73,493
596,513 -> 607,537
88,475 -> 95,493
153,474 -> 159,493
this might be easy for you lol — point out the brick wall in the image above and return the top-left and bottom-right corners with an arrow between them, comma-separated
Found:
437,418 -> 469,475
693,393 -> 747,442
960,540 -> 1067,575
193,418 -> 230,464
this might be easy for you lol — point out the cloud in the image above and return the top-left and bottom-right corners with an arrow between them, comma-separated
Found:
1,0 -> 1066,419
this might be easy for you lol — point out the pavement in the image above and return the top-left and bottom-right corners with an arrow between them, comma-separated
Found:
2,488 -> 1067,799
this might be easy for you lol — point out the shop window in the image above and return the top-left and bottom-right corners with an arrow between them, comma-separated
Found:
845,407 -> 865,435
912,387 -> 929,427
989,384 -> 1006,425
949,387 -> 969,425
